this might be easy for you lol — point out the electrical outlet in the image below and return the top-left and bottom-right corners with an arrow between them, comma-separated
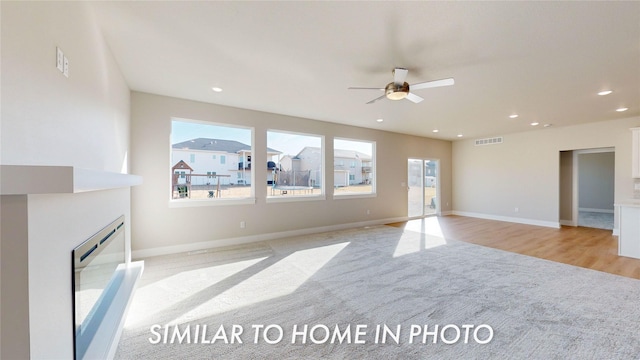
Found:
56,47 -> 64,72
63,56 -> 69,77
514,207 -> 519,213
240,221 -> 246,229
366,209 -> 370,215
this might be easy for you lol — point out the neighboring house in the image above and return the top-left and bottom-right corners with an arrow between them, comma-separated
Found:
172,138 -> 281,185
286,147 -> 372,187
332,148 -> 372,186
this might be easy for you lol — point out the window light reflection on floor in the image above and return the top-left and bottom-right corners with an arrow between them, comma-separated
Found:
123,257 -> 268,328
392,218 -> 447,258
170,242 -> 350,325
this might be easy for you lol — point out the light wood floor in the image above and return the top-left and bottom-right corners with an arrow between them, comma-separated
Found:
388,215 -> 640,280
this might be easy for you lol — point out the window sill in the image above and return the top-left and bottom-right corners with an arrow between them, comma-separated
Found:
266,195 -> 326,204
168,197 -> 256,208
333,193 -> 377,200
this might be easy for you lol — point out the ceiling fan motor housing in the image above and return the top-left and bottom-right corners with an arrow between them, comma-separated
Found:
385,82 -> 410,100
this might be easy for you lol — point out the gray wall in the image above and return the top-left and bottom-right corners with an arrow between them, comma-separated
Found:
578,152 -> 615,211
130,92 -> 453,256
1,2 -> 131,358
559,151 -> 574,223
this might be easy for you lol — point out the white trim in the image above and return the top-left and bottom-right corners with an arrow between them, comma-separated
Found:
132,217 -> 406,259
333,193 -> 377,200
168,197 -> 256,208
0,165 -> 142,195
266,194 -> 326,203
560,219 -> 576,227
452,211 -> 560,229
578,207 -> 614,214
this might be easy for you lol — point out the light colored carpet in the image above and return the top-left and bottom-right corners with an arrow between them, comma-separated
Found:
116,224 -> 640,359
578,211 -> 614,230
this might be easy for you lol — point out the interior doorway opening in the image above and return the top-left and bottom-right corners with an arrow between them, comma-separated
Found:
559,148 -> 615,231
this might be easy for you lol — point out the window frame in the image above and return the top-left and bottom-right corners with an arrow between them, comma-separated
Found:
169,117 -> 256,207
266,129 -> 326,203
333,137 -> 376,199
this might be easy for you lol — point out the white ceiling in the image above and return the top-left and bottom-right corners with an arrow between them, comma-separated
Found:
91,1 -> 640,140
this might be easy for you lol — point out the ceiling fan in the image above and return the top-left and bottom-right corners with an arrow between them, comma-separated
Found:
348,68 -> 454,104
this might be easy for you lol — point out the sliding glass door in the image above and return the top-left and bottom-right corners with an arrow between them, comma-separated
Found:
408,158 -> 438,218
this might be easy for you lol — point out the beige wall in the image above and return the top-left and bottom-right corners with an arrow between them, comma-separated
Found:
1,2 -> 131,358
130,92 -> 452,256
453,116 -> 640,228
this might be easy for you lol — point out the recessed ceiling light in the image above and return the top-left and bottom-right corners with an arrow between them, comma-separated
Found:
376,118 -> 384,123
211,87 -> 223,92
543,124 -> 553,128
598,90 -> 613,96
457,134 -> 463,138
509,114 -> 519,119
530,122 -> 539,126
432,129 -> 439,133
616,107 -> 628,112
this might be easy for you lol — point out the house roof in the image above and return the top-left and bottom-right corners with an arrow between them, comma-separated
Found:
298,146 -> 371,161
172,160 -> 193,171
173,138 -> 281,154
334,149 -> 371,161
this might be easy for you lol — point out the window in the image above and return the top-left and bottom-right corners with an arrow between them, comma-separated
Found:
171,119 -> 253,202
267,130 -> 324,199
334,138 -> 375,197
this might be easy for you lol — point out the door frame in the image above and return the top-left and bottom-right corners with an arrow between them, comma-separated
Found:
571,147 -> 615,228
407,158 -> 441,219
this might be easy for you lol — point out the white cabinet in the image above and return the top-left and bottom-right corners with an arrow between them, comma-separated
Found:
618,204 -> 640,259
632,127 -> 640,178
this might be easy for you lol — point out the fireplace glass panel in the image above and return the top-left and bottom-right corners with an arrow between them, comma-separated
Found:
72,216 -> 126,359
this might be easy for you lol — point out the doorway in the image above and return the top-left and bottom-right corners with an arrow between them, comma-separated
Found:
408,159 -> 439,218
559,148 -> 615,230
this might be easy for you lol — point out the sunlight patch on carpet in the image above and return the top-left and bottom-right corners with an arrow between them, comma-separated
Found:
123,257 -> 267,328
170,242 -> 349,324
393,218 -> 446,257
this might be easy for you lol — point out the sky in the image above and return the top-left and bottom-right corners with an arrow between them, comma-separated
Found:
172,119 -> 373,158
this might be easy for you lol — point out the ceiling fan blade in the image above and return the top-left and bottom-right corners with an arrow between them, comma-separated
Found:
410,78 -> 455,91
393,68 -> 408,85
366,94 -> 387,104
348,87 -> 385,91
405,92 -> 424,103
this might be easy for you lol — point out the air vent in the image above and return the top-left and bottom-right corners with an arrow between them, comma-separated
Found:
475,137 -> 503,146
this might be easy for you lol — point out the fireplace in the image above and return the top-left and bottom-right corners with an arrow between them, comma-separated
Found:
72,215 -> 143,359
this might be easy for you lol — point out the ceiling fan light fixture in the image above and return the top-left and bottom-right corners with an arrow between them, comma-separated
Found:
385,82 -> 410,100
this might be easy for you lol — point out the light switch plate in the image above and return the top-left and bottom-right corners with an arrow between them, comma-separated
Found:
63,56 -> 69,77
56,47 -> 64,72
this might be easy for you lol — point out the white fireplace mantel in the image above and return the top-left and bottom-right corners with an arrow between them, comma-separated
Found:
0,165 -> 142,195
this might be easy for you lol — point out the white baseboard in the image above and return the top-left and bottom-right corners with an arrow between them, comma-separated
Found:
578,208 -> 614,214
452,211 -> 560,229
132,217 -> 407,259
560,219 -> 576,227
